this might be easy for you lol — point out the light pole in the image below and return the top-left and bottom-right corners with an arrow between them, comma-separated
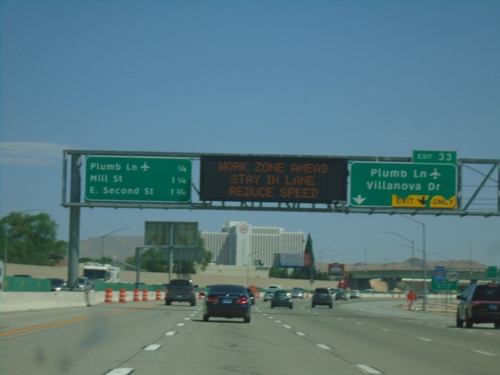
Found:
246,250 -> 260,286
3,209 -> 48,276
100,227 -> 133,259
401,215 -> 427,311
364,244 -> 371,272
378,231 -> 416,302
318,248 -> 330,272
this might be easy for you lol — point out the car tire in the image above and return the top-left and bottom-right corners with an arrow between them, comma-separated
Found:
494,322 -> 499,329
271,304 -> 274,309
190,300 -> 196,307
311,303 -> 315,308
289,305 -> 293,309
465,317 -> 473,328
165,300 -> 171,306
456,314 -> 464,328
244,316 -> 250,323
203,314 -> 209,322
329,303 -> 333,309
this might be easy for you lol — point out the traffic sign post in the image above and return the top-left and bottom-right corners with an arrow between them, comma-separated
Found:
350,162 -> 457,209
85,156 -> 192,203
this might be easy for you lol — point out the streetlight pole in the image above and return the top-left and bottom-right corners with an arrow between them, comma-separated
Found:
100,227 -> 133,260
401,215 -> 427,311
378,231 -> 416,307
364,244 -> 371,272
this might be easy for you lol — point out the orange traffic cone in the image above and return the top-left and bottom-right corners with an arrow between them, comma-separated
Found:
133,288 -> 141,302
119,288 -> 127,303
142,289 -> 149,302
105,288 -> 113,304
155,289 -> 163,301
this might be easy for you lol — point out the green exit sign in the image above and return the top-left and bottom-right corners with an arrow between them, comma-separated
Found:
413,150 -> 457,165
85,156 -> 191,203
350,162 -> 457,209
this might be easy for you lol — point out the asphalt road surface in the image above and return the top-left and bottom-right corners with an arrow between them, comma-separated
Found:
0,297 -> 498,375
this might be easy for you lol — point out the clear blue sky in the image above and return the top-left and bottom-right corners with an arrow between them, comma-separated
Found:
1,1 -> 499,266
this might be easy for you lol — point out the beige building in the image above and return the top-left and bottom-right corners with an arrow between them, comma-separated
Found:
200,221 -> 305,267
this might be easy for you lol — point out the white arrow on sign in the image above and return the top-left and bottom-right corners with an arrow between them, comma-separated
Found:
353,195 -> 366,204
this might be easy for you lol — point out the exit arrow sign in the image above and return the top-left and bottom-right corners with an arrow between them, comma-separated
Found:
350,162 -> 457,209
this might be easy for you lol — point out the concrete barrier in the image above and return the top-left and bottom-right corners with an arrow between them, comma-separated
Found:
0,291 -> 99,313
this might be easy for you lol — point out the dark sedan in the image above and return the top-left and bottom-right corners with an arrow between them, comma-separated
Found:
271,290 -> 293,309
203,284 -> 251,323
312,287 -> 333,308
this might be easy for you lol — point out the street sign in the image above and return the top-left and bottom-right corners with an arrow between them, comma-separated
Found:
446,271 -> 460,282
486,266 -> 498,278
85,156 -> 192,203
412,150 -> 457,165
350,162 -> 457,209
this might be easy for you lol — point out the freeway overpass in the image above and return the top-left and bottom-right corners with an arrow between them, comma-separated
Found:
345,267 -> 496,291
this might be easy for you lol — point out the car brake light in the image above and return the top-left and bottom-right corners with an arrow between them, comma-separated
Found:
206,295 -> 219,303
236,297 -> 248,304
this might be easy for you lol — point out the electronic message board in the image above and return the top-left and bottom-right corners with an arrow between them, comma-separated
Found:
200,155 -> 348,203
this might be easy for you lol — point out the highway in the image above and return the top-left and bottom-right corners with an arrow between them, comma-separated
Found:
0,297 -> 498,375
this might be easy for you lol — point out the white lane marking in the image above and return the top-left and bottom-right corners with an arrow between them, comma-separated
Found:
275,320 -> 282,323
357,364 -> 382,374
473,350 -> 497,357
282,324 -> 292,329
381,328 -> 392,332
184,317 -> 191,320
165,331 -> 177,336
105,368 -> 135,375
176,323 -> 185,326
418,337 -> 432,342
295,332 -> 306,336
317,344 -> 331,350
143,344 -> 161,351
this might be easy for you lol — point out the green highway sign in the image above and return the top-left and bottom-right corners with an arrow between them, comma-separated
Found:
350,162 -> 457,209
486,266 -> 498,278
85,156 -> 191,203
412,150 -> 457,165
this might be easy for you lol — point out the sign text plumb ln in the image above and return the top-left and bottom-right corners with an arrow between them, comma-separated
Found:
350,162 -> 457,209
85,156 -> 192,203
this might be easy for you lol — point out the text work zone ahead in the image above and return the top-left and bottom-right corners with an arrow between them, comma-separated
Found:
200,156 -> 348,203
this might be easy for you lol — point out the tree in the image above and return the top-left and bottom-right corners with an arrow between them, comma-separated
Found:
0,211 -> 67,266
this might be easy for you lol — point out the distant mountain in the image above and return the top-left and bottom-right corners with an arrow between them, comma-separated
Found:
79,236 -> 144,261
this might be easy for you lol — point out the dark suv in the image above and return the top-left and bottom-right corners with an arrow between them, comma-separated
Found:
312,288 -> 333,308
456,283 -> 500,329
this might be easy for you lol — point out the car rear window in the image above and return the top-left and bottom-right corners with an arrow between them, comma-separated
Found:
169,280 -> 191,286
315,288 -> 329,293
474,285 -> 500,301
209,285 -> 245,294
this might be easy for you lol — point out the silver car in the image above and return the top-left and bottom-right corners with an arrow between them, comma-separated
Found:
291,287 -> 305,299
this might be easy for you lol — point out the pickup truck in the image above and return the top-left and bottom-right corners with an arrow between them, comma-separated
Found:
165,279 -> 197,306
